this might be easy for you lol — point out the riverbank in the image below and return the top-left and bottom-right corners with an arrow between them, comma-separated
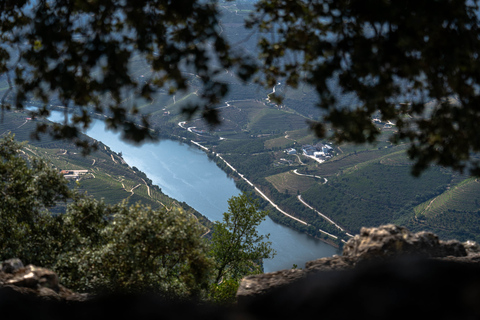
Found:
31,102 -> 344,248
177,136 -> 343,248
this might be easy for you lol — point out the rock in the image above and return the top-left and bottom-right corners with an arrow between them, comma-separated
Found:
1,258 -> 24,273
6,265 -> 59,291
236,268 -> 304,302
240,257 -> 480,320
342,224 -> 467,262
304,255 -> 356,272
237,224 -> 471,302
463,240 -> 480,253
0,260 -> 88,302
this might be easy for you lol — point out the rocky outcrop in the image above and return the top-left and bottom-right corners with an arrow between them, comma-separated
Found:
342,224 -> 467,260
2,225 -> 480,319
235,225 -> 480,319
237,224 -> 479,302
0,258 -> 87,302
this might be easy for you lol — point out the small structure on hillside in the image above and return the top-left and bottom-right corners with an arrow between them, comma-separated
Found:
302,143 -> 333,156
60,169 -> 89,180
285,148 -> 297,155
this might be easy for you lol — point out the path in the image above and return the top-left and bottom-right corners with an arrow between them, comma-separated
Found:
176,109 -> 343,241
420,196 -> 439,215
293,169 -> 327,184
297,195 -> 354,240
216,153 -> 308,226
24,147 -> 38,156
122,182 -> 141,196
141,178 -> 151,197
17,119 -> 28,129
1,119 -> 28,136
294,154 -> 305,165
177,99 -> 256,139
266,83 -> 280,105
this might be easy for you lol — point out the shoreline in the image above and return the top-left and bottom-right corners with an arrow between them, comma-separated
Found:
25,103 -> 343,248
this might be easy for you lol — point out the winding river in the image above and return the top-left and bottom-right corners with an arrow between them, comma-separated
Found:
49,112 -> 340,272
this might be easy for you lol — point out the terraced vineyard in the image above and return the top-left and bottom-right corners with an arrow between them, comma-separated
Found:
415,178 -> 480,217
0,111 -> 208,227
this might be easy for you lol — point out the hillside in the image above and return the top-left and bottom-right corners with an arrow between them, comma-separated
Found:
0,110 -> 212,229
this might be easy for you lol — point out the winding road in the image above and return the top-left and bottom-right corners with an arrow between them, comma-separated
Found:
175,99 -> 352,242
293,169 -> 328,184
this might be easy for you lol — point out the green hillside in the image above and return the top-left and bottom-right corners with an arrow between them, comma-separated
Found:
408,178 -> 480,241
0,111 -> 211,229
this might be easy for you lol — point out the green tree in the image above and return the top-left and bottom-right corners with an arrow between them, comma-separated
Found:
0,134 -> 211,298
57,201 -> 211,297
209,192 -> 275,303
249,0 -> 480,176
0,133 -> 71,265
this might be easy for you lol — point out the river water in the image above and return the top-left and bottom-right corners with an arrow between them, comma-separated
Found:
49,113 -> 339,272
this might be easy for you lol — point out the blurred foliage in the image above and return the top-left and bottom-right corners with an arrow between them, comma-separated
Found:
0,0 -> 255,150
249,0 -> 480,176
2,1 -> 480,175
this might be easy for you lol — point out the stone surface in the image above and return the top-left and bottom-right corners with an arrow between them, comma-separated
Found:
0,260 -> 88,302
342,224 -> 467,261
6,265 -> 59,291
1,258 -> 24,273
238,268 -> 304,299
239,257 -> 480,320
237,224 -> 474,302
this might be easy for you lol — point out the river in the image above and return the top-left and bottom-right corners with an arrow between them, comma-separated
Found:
49,112 -> 340,272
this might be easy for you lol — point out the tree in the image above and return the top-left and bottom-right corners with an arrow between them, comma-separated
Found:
4,1 -> 480,176
209,192 -> 275,303
57,201 -> 211,297
0,0 -> 254,150
0,134 -> 211,298
0,133 -> 71,265
248,0 -> 480,176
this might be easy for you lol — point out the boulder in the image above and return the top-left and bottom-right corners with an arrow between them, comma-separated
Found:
0,259 -> 88,302
237,224 -> 475,303
239,257 -> 480,320
342,224 -> 467,261
1,258 -> 24,273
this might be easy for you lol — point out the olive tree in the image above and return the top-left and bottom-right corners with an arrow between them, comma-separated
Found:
209,192 -> 275,303
57,201 -> 212,297
0,133 -> 71,265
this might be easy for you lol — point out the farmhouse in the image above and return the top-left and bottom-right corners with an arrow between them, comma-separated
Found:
285,148 -> 297,155
302,143 -> 333,156
302,145 -> 316,156
60,169 -> 89,180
